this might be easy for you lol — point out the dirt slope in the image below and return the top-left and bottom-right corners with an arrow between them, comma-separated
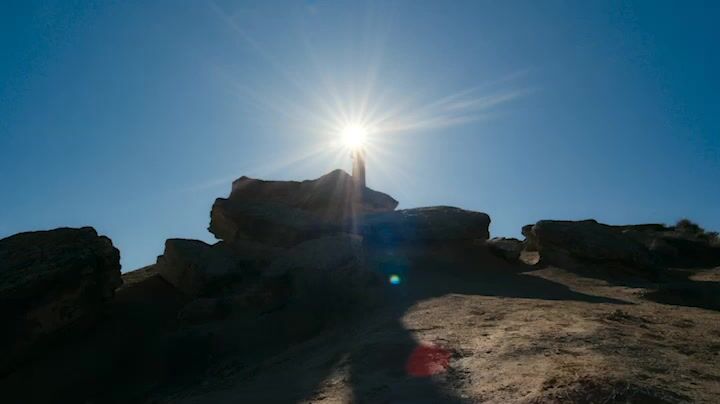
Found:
158,245 -> 720,403
2,243 -> 718,403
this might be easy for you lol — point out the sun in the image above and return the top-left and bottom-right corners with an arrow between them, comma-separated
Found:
340,124 -> 368,150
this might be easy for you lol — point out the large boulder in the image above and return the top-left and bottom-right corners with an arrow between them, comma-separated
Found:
156,238 -> 279,297
0,227 -> 122,374
523,220 -> 654,270
264,234 -> 384,313
208,169 -> 398,246
359,206 -> 491,244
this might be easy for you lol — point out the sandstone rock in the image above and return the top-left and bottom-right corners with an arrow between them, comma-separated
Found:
359,206 -> 491,244
216,238 -> 284,265
521,224 -> 538,251
524,220 -> 720,271
264,234 -> 383,312
486,237 -> 523,261
619,224 -> 720,268
177,298 -> 229,324
0,227 -> 121,374
648,237 -> 680,264
525,220 -> 654,270
209,201 -> 335,247
156,239 -> 278,297
177,282 -> 286,324
652,235 -> 720,268
208,169 -> 398,245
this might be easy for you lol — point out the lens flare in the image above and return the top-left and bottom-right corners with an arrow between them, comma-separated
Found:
389,274 -> 401,285
406,343 -> 451,377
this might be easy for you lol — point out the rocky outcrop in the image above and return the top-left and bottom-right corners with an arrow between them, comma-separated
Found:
264,234 -> 384,312
0,227 -> 121,374
156,238 -> 279,297
521,224 -> 537,251
522,219 -> 720,271
622,226 -> 720,268
177,297 -> 230,324
523,220 -> 654,270
209,170 -> 398,246
486,237 -> 523,261
656,236 -> 720,268
359,206 -> 491,244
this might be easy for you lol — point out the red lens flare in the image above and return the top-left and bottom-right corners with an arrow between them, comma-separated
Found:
405,342 -> 452,377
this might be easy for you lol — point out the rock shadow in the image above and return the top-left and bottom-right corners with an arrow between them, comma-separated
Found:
294,241 -> 628,403
643,280 -> 720,311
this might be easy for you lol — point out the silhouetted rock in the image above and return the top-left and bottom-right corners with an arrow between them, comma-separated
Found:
177,297 -> 229,324
0,227 -> 121,374
486,237 -> 523,261
611,223 -> 720,268
522,224 -> 537,251
523,219 -> 720,273
623,227 -> 720,268
359,206 -> 491,244
524,220 -> 655,270
657,236 -> 720,268
156,239 -> 278,297
209,170 -> 398,246
264,234 -> 384,313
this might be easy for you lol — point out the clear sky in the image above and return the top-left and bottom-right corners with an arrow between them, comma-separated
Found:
2,1 -> 719,272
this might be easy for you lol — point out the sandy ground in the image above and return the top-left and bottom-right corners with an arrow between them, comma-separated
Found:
158,245 -> 720,404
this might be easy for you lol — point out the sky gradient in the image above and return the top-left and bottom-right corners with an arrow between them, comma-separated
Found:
2,1 -> 719,272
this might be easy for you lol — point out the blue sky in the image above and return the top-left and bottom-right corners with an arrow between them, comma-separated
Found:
2,1 -> 718,272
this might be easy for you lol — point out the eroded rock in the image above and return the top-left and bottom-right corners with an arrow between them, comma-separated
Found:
359,206 -> 491,244
264,234 -> 384,312
523,220 -> 654,270
486,237 -> 523,262
156,238 -> 278,297
0,227 -> 121,374
525,219 -> 720,271
209,169 -> 398,246
177,298 -> 229,324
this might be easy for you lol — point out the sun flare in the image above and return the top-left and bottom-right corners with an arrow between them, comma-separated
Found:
340,124 -> 368,150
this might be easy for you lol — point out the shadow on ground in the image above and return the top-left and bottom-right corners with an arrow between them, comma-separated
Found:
328,242 -> 627,403
170,242 -> 628,403
0,243 -> 630,403
643,280 -> 720,312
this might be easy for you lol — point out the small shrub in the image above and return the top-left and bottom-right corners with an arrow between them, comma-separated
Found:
674,219 -> 720,246
675,218 -> 704,234
709,232 -> 720,247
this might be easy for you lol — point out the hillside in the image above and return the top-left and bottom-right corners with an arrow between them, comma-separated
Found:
1,170 -> 719,403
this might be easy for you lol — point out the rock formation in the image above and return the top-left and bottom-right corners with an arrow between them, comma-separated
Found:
522,219 -> 655,270
359,206 -> 491,244
486,237 -> 523,261
159,171 -> 491,308
0,227 -> 121,374
155,238 -> 279,297
622,223 -> 720,268
264,234 -> 383,314
521,219 -> 720,273
208,169 -> 398,245
2,169 -> 719,403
